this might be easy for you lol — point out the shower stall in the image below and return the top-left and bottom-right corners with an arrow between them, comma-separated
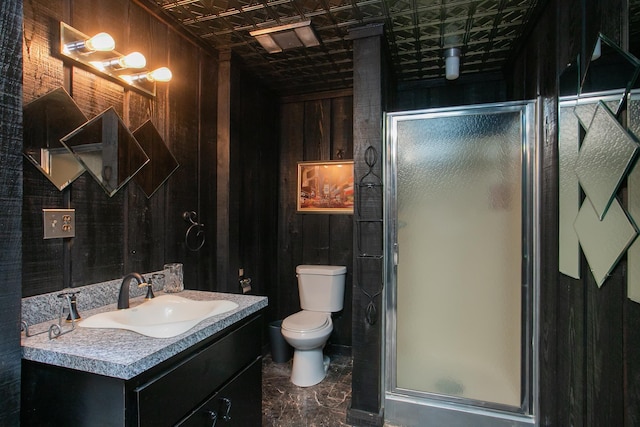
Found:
384,101 -> 538,426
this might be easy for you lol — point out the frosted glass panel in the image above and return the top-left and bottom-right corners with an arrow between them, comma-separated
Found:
395,111 -> 522,407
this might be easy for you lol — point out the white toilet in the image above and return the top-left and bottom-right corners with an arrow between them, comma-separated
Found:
281,265 -> 346,387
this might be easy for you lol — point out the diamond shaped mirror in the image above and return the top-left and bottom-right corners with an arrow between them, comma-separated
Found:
23,87 -> 87,190
559,32 -> 640,301
560,33 -> 640,102
575,101 -> 640,220
132,120 -> 179,198
60,107 -> 149,196
582,33 -> 640,112
574,198 -> 638,287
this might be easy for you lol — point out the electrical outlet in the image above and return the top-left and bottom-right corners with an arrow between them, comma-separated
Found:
43,209 -> 76,239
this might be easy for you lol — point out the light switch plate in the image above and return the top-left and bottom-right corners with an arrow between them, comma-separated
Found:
43,209 -> 76,239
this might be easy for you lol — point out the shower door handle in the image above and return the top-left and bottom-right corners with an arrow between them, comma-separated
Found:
393,242 -> 399,266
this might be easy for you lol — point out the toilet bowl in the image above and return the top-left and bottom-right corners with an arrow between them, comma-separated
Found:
281,265 -> 346,387
281,311 -> 333,386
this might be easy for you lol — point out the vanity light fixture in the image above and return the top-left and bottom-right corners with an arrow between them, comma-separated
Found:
250,20 -> 320,54
59,22 -> 171,97
90,52 -> 146,72
120,67 -> 173,84
445,47 -> 461,80
63,31 -> 115,54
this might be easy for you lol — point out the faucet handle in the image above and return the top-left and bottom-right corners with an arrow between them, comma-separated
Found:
140,279 -> 155,300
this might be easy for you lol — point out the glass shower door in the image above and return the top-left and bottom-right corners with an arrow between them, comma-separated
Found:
384,102 -> 537,427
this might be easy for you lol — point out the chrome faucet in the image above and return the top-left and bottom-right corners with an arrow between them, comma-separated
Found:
117,272 -> 149,309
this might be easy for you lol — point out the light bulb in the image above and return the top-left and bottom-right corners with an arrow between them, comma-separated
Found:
148,67 -> 172,82
119,52 -> 146,69
64,31 -> 115,54
445,55 -> 459,80
84,32 -> 115,52
90,52 -> 147,72
444,47 -> 460,80
120,67 -> 173,85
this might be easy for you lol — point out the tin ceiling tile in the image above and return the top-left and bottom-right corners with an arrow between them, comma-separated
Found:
143,0 -> 542,95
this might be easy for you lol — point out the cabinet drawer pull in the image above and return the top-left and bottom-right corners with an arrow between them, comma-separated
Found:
219,397 -> 232,421
206,410 -> 218,427
206,397 -> 232,426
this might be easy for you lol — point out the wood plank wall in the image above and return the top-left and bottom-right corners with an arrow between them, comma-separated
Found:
231,58 -> 280,304
21,0 -> 219,296
395,71 -> 507,111
0,1 -> 24,425
277,90 -> 354,349
508,0 -> 640,425
348,26 -> 385,424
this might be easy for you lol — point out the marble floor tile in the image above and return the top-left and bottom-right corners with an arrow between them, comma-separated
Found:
262,353 -> 353,426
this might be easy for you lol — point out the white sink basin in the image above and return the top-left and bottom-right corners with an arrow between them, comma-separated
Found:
79,294 -> 239,338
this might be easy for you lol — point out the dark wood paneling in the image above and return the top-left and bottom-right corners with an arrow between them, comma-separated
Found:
557,0 -> 582,77
586,267 -> 625,426
162,30 -> 201,287
301,100 -> 332,265
625,297 -> 640,426
329,96 -> 354,346
195,54 -> 219,291
539,95 -> 563,427
0,1 -> 23,425
21,0 -> 65,100
277,101 -> 305,319
235,64 -> 278,301
556,273 -> 586,426
331,96 -> 354,159
350,30 -> 384,418
395,72 -> 506,111
216,51 -> 233,293
70,68 -> 125,117
22,163 -> 65,296
71,0 -> 129,45
303,99 -> 332,160
21,0 -> 66,296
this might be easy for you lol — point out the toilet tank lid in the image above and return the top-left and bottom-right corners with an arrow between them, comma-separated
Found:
296,265 -> 347,275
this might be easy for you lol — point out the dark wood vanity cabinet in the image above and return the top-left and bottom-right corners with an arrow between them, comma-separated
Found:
177,358 -> 262,426
22,314 -> 263,427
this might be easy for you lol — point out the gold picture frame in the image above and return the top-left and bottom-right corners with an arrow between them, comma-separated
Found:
297,160 -> 354,214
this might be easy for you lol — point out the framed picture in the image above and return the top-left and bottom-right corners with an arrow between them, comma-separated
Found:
297,160 -> 354,214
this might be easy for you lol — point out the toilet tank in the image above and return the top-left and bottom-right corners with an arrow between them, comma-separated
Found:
296,265 -> 346,312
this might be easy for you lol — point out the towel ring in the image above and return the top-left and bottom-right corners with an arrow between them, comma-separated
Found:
183,211 -> 205,251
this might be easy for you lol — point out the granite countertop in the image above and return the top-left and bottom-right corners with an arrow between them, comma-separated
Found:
21,290 -> 267,380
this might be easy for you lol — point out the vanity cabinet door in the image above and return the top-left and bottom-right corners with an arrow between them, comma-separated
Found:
177,357 -> 262,427
136,315 -> 261,426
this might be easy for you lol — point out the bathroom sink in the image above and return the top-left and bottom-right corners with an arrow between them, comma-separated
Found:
79,295 -> 239,338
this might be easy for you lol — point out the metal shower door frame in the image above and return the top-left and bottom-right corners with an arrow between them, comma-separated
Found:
383,100 -> 539,427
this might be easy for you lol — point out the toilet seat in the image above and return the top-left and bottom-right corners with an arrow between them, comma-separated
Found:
282,311 -> 330,333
